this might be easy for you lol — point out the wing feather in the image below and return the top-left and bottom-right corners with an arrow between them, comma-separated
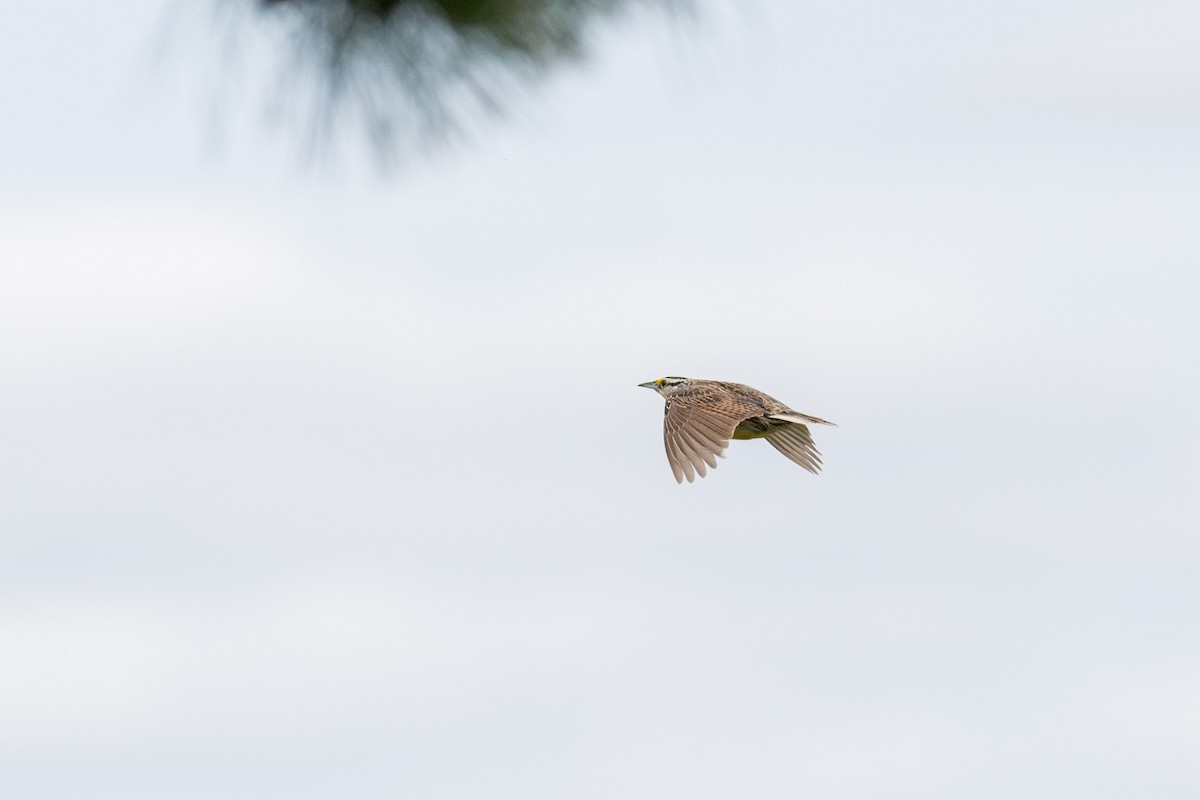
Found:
665,428 -> 694,483
765,424 -> 823,474
661,394 -> 746,483
681,429 -> 719,469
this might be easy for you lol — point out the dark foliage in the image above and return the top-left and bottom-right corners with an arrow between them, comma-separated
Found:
244,0 -> 687,162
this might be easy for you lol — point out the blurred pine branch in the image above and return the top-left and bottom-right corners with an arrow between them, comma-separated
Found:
237,0 -> 691,164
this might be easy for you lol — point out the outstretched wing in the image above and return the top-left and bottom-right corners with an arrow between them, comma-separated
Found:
662,390 -> 757,484
764,419 -> 824,474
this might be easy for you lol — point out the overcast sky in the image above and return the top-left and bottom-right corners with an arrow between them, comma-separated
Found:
2,1 -> 1199,798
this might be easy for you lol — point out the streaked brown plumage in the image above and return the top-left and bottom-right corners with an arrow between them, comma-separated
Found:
638,377 -> 836,484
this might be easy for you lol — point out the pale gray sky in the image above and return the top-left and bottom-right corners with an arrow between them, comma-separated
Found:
2,1 -> 1199,798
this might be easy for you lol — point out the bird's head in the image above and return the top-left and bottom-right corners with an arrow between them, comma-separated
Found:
638,376 -> 689,397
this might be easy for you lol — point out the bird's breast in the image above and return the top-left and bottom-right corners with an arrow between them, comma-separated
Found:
732,417 -> 774,440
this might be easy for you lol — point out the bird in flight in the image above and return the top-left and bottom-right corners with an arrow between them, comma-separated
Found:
638,377 -> 836,483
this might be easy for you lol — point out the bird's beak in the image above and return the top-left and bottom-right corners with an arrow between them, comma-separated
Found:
638,381 -> 658,390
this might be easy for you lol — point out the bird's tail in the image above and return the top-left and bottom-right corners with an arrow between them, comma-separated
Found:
769,412 -> 837,427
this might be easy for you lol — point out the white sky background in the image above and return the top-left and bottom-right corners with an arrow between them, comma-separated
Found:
1,1 -> 1199,798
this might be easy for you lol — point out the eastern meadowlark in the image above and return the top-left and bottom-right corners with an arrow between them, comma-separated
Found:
638,377 -> 836,483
